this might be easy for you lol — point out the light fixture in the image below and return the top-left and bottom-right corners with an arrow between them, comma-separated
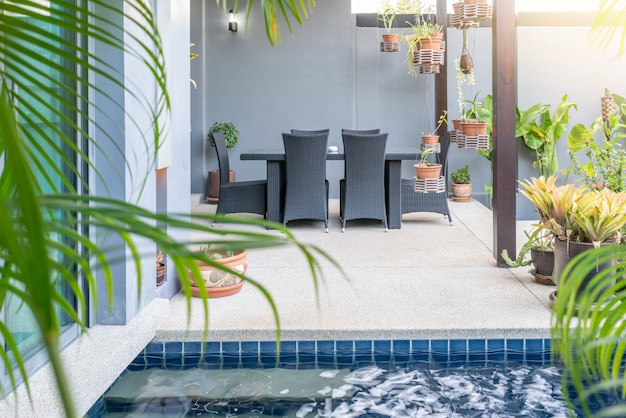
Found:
228,9 -> 238,32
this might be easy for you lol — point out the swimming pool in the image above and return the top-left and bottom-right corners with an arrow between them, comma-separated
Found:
86,338 -> 584,417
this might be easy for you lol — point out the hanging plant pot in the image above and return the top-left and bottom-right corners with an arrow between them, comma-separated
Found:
417,36 -> 443,52
460,121 -> 488,136
421,134 -> 439,145
414,164 -> 442,179
382,33 -> 399,43
190,249 -> 248,298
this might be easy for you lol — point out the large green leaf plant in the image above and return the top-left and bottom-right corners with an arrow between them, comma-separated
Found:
0,1 -> 329,418
551,1 -> 626,417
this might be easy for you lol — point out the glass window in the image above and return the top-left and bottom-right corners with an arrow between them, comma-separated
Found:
1,0 -> 81,387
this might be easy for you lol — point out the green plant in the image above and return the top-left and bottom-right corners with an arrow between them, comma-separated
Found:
518,175 -> 626,245
515,94 -> 577,178
207,122 -> 240,149
401,14 -> 443,75
424,109 -> 448,136
501,226 -> 554,268
567,93 -> 626,192
417,146 -> 438,166
454,58 -> 475,116
451,165 -> 471,184
0,2 -> 332,417
378,7 -> 396,33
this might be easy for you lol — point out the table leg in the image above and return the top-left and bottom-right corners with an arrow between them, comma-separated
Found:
385,160 -> 402,229
266,161 -> 283,224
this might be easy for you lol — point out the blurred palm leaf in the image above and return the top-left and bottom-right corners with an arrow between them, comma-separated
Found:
0,1 -> 330,418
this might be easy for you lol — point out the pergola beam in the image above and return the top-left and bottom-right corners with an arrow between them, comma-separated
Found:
492,0 -> 518,265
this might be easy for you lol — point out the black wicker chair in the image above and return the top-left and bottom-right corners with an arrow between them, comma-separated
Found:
341,128 -> 380,135
339,132 -> 389,232
290,129 -> 330,136
212,131 -> 267,225
401,133 -> 453,225
282,133 -> 330,232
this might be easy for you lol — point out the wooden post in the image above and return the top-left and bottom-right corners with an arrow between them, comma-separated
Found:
434,0 -> 448,138
492,0 -> 518,266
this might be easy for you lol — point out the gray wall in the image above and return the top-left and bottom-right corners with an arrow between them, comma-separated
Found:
191,3 -> 624,219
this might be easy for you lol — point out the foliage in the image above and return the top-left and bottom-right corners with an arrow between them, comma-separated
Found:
518,175 -> 626,245
454,58 -> 475,116
501,226 -> 554,268
567,94 -> 626,192
515,94 -> 577,178
451,165 -> 471,184
218,0 -> 316,46
417,146 -> 438,166
424,110 -> 448,136
207,122 -> 240,149
0,1 -> 335,417
378,7 -> 396,33
401,14 -> 443,76
589,0 -> 626,58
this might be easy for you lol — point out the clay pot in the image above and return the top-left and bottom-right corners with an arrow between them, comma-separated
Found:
190,249 -> 247,298
460,121 -> 488,136
382,33 -> 399,43
414,164 -> 442,179
421,134 -> 439,145
417,36 -> 443,51
452,183 -> 472,202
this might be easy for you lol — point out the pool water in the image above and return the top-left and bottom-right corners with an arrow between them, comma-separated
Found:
84,339 -> 598,417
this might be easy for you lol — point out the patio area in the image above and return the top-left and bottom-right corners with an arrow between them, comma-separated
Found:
156,195 -> 553,342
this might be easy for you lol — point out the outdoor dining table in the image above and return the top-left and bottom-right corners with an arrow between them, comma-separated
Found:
240,147 -> 420,229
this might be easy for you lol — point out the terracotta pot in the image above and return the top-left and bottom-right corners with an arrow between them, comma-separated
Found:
206,169 -> 235,204
414,164 -> 442,179
452,118 -> 461,131
382,33 -> 399,43
190,249 -> 247,298
452,183 -> 472,202
452,2 -> 464,14
421,134 -> 439,145
417,36 -> 442,51
156,262 -> 166,286
553,240 -> 616,295
460,121 -> 488,136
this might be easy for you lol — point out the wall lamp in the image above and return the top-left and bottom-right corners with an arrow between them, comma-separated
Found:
228,9 -> 238,32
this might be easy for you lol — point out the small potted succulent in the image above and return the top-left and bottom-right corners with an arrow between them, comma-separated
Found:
206,122 -> 239,203
450,165 -> 472,202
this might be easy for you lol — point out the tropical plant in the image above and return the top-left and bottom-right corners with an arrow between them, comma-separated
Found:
515,94 -> 578,178
518,175 -> 626,245
416,146 -> 438,167
378,7 -> 396,33
0,1 -> 332,418
207,121 -> 240,149
401,14 -> 443,75
567,93 -> 626,192
501,226 -> 554,268
450,165 -> 471,184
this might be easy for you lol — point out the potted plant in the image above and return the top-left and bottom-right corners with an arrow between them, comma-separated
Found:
450,165 -> 472,202
402,15 -> 444,75
422,109 -> 448,144
206,121 -> 239,203
515,175 -> 626,295
515,94 -> 577,178
189,245 -> 248,298
378,7 -> 399,49
501,226 -> 555,285
567,91 -> 626,192
460,92 -> 490,136
414,146 -> 442,179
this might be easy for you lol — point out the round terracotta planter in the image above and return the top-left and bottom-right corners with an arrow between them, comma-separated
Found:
452,183 -> 472,202
421,134 -> 439,145
460,121 -> 488,136
414,164 -> 442,179
452,119 -> 461,131
417,36 -> 443,51
206,169 -> 235,204
382,33 -> 399,43
190,249 -> 247,298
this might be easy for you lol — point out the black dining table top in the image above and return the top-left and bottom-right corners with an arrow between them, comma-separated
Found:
240,146 -> 420,161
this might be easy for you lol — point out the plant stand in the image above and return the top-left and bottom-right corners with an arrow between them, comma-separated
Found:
413,176 -> 445,193
456,133 -> 489,150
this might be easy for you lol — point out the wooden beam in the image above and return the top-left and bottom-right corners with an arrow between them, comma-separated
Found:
434,0 -> 447,137
492,0 -> 518,265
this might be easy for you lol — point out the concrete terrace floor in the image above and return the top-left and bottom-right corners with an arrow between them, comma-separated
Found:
156,196 -> 553,342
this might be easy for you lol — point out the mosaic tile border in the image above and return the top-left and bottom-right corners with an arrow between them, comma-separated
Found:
129,338 -> 553,371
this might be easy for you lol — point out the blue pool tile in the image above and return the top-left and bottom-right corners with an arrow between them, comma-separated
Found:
355,340 -> 373,354
297,340 -> 316,353
450,340 -> 467,363
507,339 -> 524,352
411,340 -> 430,362
164,341 -> 182,355
222,341 -> 240,354
336,340 -> 354,355
317,340 -> 335,353
468,339 -> 485,354
145,354 -> 164,368
431,340 -> 449,364
205,342 -> 221,355
374,340 -> 392,363
487,339 -> 505,362
280,340 -> 297,353
260,340 -> 278,354
183,341 -> 202,355
525,339 -> 543,353
393,340 -> 410,355
145,342 -> 164,355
